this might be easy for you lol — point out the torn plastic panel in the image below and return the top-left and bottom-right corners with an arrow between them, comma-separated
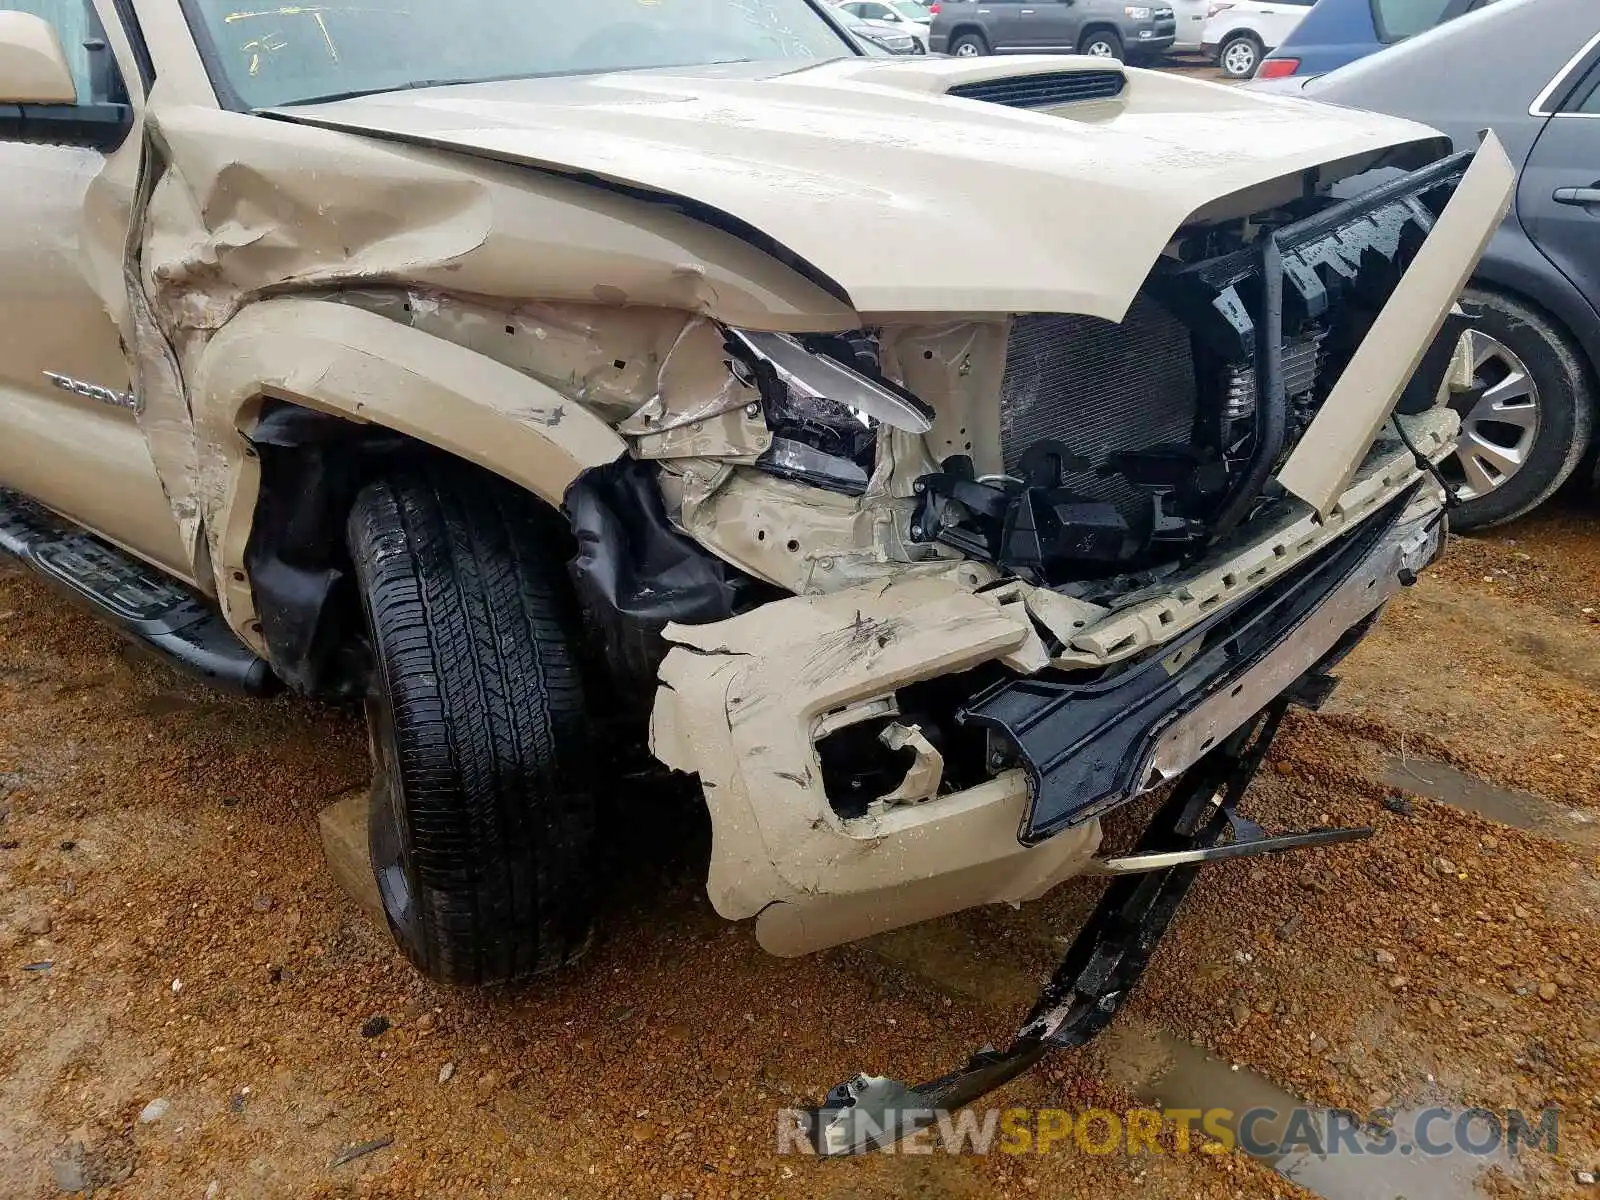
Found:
242,402 -> 413,697
817,665 -> 1007,819
800,486 -> 1448,1153
564,457 -> 778,696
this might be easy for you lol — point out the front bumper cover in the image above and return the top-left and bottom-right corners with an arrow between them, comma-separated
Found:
650,459 -> 1445,956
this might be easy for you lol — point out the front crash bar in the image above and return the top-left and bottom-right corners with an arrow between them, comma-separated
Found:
962,484 -> 1438,843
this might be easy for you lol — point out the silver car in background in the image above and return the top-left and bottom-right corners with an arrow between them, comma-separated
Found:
834,4 -> 929,53
835,0 -> 933,51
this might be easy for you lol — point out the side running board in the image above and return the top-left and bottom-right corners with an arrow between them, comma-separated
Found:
0,489 -> 275,696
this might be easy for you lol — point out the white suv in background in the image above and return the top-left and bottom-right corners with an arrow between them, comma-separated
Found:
1202,0 -> 1315,77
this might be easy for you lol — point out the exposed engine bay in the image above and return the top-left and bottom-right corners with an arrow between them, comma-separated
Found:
542,148 -> 1478,700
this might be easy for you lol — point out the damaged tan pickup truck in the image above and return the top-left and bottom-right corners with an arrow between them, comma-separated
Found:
0,0 -> 1512,1149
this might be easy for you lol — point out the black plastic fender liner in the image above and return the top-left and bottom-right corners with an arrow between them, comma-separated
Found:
961,486 -> 1427,844
243,402 -> 416,697
562,457 -> 777,695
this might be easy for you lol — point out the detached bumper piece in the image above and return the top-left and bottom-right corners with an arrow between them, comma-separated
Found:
801,496 -> 1440,1154
965,486 -> 1436,843
804,706 -> 1299,1156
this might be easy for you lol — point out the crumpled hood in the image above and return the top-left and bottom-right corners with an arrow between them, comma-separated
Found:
268,56 -> 1449,320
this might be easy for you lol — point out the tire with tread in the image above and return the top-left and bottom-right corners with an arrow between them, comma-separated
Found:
347,462 -> 596,986
1079,26 -> 1124,60
1218,31 -> 1262,78
1450,288 -> 1596,531
949,30 -> 989,56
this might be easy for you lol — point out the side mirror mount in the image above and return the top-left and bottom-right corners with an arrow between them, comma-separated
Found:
0,11 -> 77,105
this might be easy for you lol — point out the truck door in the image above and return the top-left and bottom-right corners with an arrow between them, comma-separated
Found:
1012,0 -> 1081,50
969,0 -> 1022,50
0,0 -> 192,580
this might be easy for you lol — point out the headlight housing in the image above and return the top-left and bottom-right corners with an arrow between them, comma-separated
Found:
725,329 -> 935,496
1125,6 -> 1153,18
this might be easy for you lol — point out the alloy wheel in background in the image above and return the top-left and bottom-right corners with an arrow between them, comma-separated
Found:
1220,34 -> 1260,78
1444,330 -> 1541,501
1083,35 -> 1122,58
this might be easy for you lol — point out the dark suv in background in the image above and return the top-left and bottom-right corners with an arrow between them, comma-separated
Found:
930,0 -> 1177,60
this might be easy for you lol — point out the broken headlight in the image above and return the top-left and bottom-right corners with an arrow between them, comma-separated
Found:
726,329 -> 935,496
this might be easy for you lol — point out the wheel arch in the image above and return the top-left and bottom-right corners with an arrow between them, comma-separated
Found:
189,297 -> 624,692
1452,277 -> 1600,526
1216,27 -> 1265,51
1470,247 -> 1600,402
944,22 -> 990,46
1078,22 -> 1123,50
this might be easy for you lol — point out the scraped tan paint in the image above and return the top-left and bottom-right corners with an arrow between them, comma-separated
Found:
650,570 -> 1102,953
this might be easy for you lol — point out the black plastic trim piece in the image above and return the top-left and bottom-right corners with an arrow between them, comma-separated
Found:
946,70 -> 1125,108
960,488 -> 1418,844
0,102 -> 131,150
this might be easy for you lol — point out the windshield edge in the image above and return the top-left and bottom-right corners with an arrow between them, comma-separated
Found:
175,0 -> 868,113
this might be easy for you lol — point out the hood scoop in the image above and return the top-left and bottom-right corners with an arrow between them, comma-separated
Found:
946,69 -> 1125,110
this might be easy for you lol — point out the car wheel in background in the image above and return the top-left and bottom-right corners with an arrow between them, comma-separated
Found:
348,462 -> 597,985
1079,28 -> 1124,59
949,31 -> 989,56
1218,32 -> 1262,78
1443,289 -> 1597,531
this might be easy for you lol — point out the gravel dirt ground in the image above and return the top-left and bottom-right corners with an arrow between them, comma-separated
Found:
2,490 -> 1596,1200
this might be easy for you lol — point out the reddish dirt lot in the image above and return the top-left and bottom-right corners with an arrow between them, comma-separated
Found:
1,491 -> 1597,1200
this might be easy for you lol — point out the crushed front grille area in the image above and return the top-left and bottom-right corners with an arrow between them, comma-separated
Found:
999,297 -> 1198,528
907,149 -> 1475,587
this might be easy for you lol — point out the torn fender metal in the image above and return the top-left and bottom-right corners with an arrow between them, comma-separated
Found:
186,298 -> 627,643
649,571 -> 1102,956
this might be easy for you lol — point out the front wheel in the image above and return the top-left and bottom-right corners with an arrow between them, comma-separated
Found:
949,31 -> 989,56
348,463 -> 597,986
1218,32 -> 1262,78
1079,28 -> 1124,59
